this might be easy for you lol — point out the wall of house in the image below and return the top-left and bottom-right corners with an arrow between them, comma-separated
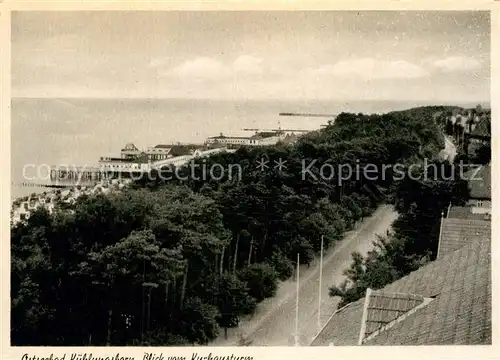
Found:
99,161 -> 149,172
146,147 -> 170,161
467,199 -> 491,214
121,150 -> 141,159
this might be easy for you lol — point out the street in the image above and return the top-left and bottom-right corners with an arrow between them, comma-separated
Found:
442,136 -> 458,162
211,204 -> 398,346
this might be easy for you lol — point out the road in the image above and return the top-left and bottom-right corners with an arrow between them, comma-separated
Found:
211,204 -> 398,346
441,136 -> 457,162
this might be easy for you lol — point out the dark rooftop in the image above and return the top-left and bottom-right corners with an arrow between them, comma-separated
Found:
447,206 -> 489,220
169,144 -> 205,157
208,135 -> 252,140
311,231 -> 491,346
250,131 -> 278,139
100,157 -> 133,163
438,218 -> 490,259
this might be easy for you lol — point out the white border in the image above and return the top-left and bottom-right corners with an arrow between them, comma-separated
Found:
1,2 -> 498,360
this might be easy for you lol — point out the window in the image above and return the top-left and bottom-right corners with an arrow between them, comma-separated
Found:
477,200 -> 483,207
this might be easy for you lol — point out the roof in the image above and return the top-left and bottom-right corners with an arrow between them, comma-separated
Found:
169,144 -> 204,157
464,165 -> 491,199
311,233 -> 491,346
99,157 -> 133,163
310,301 -> 365,346
208,135 -> 251,140
363,291 -> 427,341
154,144 -> 172,149
437,218 -> 490,259
121,143 -> 139,151
251,131 -> 277,139
470,117 -> 491,137
447,206 -> 489,220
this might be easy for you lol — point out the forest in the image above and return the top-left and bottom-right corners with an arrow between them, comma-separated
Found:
11,105 -> 472,346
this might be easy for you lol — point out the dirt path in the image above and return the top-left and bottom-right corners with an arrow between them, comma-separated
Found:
211,204 -> 398,346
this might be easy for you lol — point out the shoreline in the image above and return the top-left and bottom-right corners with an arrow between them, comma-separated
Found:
10,178 -> 131,225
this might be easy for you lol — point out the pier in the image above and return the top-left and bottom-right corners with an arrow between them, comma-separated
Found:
49,165 -> 149,185
45,148 -> 231,186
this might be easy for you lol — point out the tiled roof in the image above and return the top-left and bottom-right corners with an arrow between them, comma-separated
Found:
438,218 -> 490,259
311,233 -> 491,346
363,291 -> 425,340
463,165 -> 491,199
310,301 -> 365,346
447,206 -> 488,220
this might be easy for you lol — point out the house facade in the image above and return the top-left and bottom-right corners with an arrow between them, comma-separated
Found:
464,164 -> 491,214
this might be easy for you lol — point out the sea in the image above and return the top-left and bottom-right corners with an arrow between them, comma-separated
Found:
10,98 -> 487,199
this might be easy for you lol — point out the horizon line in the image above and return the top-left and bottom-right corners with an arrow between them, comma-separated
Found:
11,96 -> 491,104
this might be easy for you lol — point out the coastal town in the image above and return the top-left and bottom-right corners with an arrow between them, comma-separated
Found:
11,128 -> 302,224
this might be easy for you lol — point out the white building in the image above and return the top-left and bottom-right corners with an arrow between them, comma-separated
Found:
121,143 -> 142,160
145,145 -> 171,161
99,158 -> 150,172
205,132 -> 285,147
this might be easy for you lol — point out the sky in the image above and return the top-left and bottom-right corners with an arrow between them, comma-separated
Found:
11,11 -> 491,102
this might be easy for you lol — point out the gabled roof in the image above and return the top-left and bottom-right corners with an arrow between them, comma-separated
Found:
362,291 -> 427,342
311,233 -> 491,346
464,165 -> 491,199
121,143 -> 139,151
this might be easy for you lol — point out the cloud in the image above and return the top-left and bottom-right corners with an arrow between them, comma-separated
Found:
164,55 -> 264,79
232,55 -> 264,75
308,58 -> 429,80
431,56 -> 482,73
166,57 -> 228,79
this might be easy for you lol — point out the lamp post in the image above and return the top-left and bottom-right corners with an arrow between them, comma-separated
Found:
317,235 -> 324,334
295,252 -> 300,346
